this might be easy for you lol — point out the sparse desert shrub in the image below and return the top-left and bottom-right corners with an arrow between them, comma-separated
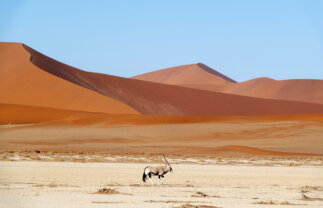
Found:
254,201 -> 275,205
31,156 -> 41,161
173,204 -> 219,208
96,188 -> 119,194
191,191 -> 208,197
48,182 -> 59,187
288,162 -> 296,166
279,201 -> 293,205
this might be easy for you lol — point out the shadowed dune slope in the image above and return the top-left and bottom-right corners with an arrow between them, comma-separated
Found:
0,42 -> 140,114
132,63 -> 236,91
22,44 -> 323,115
133,64 -> 323,104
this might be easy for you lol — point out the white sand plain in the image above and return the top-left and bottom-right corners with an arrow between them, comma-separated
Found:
0,161 -> 323,208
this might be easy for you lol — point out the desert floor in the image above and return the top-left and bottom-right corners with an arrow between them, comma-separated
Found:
0,161 -> 323,208
1,115 -> 323,207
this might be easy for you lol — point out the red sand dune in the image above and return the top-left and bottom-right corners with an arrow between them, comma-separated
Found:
20,44 -> 323,116
222,77 -> 323,104
132,63 -> 236,91
133,64 -> 323,104
0,42 -> 139,114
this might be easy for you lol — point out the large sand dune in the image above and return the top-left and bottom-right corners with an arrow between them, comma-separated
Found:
133,63 -> 323,104
0,43 -> 139,114
18,44 -> 323,115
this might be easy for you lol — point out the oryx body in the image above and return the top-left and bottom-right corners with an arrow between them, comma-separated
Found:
142,155 -> 173,185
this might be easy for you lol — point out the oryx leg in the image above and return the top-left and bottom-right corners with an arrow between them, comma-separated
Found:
161,175 -> 164,184
148,173 -> 154,184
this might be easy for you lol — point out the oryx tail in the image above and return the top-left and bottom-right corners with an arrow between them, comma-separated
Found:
142,167 -> 148,182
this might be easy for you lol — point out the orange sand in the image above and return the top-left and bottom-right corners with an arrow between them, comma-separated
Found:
1,103 -> 322,156
132,63 -> 236,91
0,43 -> 139,114
22,44 -> 323,115
1,103 -> 323,126
133,64 -> 323,104
0,103 -> 105,124
1,42 -> 323,157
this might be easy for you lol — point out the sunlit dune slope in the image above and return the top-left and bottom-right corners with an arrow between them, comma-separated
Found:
132,63 -> 236,91
222,77 -> 323,104
22,44 -> 323,116
0,42 -> 140,114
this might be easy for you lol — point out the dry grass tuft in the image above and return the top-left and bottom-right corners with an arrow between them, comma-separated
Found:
191,191 -> 220,198
301,193 -> 323,201
48,182 -> 59,187
279,201 -> 295,205
130,184 -> 142,187
254,200 -> 302,205
96,188 -> 119,194
191,191 -> 208,197
300,185 -> 323,192
254,200 -> 275,205
173,204 -> 219,208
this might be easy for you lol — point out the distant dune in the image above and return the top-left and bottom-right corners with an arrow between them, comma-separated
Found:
222,77 -> 323,104
133,63 -> 323,104
0,43 -> 139,114
132,63 -> 236,91
17,43 -> 323,116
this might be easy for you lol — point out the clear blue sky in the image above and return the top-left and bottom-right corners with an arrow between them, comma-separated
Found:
1,0 -> 322,81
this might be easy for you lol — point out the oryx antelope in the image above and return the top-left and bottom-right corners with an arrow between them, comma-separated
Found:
142,154 -> 173,185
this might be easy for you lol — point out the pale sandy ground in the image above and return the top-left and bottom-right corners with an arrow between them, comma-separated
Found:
1,161 -> 323,208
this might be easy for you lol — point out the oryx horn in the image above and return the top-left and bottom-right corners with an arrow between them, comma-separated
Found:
162,154 -> 170,166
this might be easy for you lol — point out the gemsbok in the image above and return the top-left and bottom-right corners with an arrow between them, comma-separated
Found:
142,154 -> 173,185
